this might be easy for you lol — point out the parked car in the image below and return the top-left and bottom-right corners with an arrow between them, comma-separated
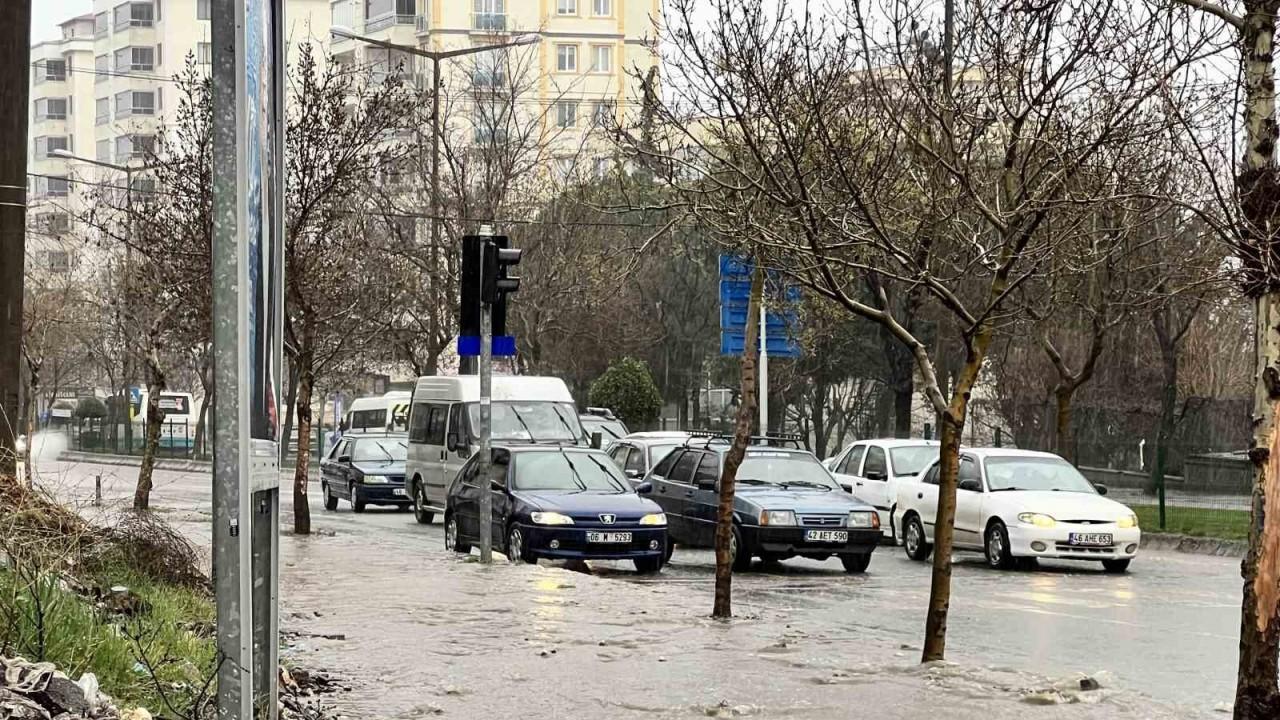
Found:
640,435 -> 881,573
605,431 -> 691,483
580,407 -> 630,445
826,438 -> 940,539
892,448 -> 1140,572
444,445 -> 669,573
405,375 -> 584,525
320,432 -> 410,512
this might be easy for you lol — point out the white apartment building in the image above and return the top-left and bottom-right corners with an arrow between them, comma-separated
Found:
27,0 -> 331,277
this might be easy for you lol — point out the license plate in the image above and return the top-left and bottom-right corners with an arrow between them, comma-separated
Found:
586,531 -> 632,544
1068,533 -> 1113,547
805,530 -> 848,543
392,488 -> 406,496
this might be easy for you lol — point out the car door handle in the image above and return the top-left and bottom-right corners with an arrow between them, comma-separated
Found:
855,482 -> 863,487
658,485 -> 666,493
683,490 -> 694,497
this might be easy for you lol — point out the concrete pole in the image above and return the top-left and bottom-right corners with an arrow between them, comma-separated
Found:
758,302 -> 768,436
478,299 -> 493,562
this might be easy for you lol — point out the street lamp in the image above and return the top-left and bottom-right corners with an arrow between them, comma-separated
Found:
51,148 -> 160,454
330,25 -> 540,374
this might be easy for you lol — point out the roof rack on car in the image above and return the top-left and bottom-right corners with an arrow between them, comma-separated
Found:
683,431 -> 804,449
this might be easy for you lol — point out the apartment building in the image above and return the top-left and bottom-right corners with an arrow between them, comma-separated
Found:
27,0 -> 331,277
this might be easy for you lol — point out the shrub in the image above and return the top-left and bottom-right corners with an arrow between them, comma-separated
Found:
588,357 -> 663,427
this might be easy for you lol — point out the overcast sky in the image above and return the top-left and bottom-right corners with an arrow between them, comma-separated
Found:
33,1 -> 93,44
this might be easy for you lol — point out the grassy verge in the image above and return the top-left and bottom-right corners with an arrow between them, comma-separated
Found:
1130,504 -> 1251,541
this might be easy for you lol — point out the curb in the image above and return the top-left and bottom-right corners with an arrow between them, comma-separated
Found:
1141,532 -> 1247,558
57,451 -> 300,474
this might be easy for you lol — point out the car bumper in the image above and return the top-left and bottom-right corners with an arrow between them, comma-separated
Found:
1006,525 -> 1141,561
742,525 -> 881,556
354,485 -> 411,505
520,524 -> 667,561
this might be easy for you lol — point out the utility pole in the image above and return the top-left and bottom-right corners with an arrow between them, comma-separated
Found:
0,0 -> 31,477
758,301 -> 768,434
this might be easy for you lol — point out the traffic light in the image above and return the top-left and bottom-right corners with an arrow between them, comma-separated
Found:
482,237 -> 521,304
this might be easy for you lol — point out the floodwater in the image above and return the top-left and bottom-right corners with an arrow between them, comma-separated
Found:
42,459 -> 1240,719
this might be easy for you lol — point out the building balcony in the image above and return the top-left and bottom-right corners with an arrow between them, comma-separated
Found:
365,13 -> 416,33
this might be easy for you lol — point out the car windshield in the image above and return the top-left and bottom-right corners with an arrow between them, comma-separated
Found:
890,446 -> 939,476
513,450 -> 630,492
466,401 -> 583,443
348,408 -> 386,431
582,416 -> 628,441
647,443 -> 681,466
736,451 -> 840,489
984,456 -> 1097,493
350,438 -> 407,463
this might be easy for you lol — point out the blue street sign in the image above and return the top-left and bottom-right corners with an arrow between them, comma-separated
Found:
719,253 -> 803,358
720,307 -> 795,332
719,330 -> 801,358
459,335 -> 516,357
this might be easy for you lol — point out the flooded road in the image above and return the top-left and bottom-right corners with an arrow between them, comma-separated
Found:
42,460 -> 1239,718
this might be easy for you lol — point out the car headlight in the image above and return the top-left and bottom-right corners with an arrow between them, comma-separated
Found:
639,513 -> 667,526
848,511 -> 878,529
760,510 -> 796,526
1117,514 -> 1138,529
362,475 -> 389,484
530,511 -> 575,525
1018,512 -> 1057,528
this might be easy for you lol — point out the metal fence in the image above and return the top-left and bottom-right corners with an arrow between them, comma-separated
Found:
65,419 -> 210,461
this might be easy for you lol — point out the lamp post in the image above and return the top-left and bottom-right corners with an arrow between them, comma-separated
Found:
52,148 -> 159,452
329,25 -> 539,374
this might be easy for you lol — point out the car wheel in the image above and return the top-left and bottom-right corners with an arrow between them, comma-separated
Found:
445,513 -> 470,554
634,556 -> 663,574
985,521 -> 1015,570
1102,558 -> 1131,574
730,525 -> 752,572
413,482 -> 434,525
322,482 -> 338,511
841,553 -> 872,574
507,524 -> 535,565
663,539 -> 675,565
351,484 -> 366,513
903,514 -> 932,562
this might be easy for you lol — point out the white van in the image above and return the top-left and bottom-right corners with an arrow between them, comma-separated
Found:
405,375 -> 584,524
344,391 -> 411,434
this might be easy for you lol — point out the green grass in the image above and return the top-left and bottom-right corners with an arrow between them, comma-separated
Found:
1130,504 -> 1251,541
0,565 -> 216,714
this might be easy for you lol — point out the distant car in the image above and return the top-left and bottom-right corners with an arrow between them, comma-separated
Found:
641,435 -> 881,573
605,431 -> 691,483
580,407 -> 630,445
320,433 -> 410,512
444,445 -> 669,573
893,448 -> 1140,573
826,439 -> 940,539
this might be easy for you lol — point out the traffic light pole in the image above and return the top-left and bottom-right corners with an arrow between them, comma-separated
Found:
759,302 -> 768,434
478,292 -> 494,564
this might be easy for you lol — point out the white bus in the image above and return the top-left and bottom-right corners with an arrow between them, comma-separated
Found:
344,391 -> 411,434
133,390 -> 198,451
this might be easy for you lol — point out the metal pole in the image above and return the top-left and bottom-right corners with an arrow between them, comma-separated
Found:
478,287 -> 493,563
122,167 -> 135,455
758,301 -> 768,435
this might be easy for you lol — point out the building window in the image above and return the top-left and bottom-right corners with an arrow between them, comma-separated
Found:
46,250 -> 71,272
96,98 -> 110,125
36,136 -> 69,159
198,42 -> 212,65
115,135 -> 155,161
41,60 -> 67,82
115,90 -> 156,118
114,2 -> 155,30
115,46 -> 155,72
42,213 -> 71,235
556,100 -> 578,128
198,0 -> 211,20
592,99 -> 616,126
94,12 -> 109,37
46,176 -> 69,198
557,0 -> 577,15
96,139 -> 111,163
556,44 -> 577,72
35,98 -> 68,121
592,0 -> 612,15
95,54 -> 108,83
472,0 -> 505,31
591,45 -> 612,73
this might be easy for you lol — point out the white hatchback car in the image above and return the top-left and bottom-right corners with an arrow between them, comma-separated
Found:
893,448 -> 1140,572
824,439 -> 939,540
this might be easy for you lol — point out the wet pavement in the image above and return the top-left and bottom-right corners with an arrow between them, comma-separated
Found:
37,458 -> 1241,719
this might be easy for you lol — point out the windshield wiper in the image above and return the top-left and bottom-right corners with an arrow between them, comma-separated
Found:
583,453 -> 627,491
780,480 -> 831,491
989,487 -> 1023,492
375,444 -> 396,464
558,447 -> 588,490
550,404 -> 584,443
507,405 -> 539,443
736,478 -> 773,486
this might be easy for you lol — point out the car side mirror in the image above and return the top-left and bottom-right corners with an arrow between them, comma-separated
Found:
634,481 -> 653,494
866,470 -> 887,482
625,469 -> 641,480
446,432 -> 459,452
958,478 -> 981,492
337,455 -> 351,464
590,431 -> 603,449
1094,483 -> 1108,496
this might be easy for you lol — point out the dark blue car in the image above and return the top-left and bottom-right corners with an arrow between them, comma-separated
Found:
320,433 -> 410,512
445,445 -> 669,573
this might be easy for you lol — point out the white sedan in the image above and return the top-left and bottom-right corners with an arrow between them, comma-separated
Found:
892,448 -> 1140,572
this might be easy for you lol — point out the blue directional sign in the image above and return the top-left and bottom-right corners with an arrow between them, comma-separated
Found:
719,254 -> 802,358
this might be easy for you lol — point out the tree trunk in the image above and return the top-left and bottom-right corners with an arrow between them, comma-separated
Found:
813,378 -> 827,459
134,370 -> 166,511
292,357 -> 314,535
280,356 -> 299,466
712,270 -> 761,619
193,391 -> 211,460
1054,386 -> 1075,464
1149,347 -> 1177,513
